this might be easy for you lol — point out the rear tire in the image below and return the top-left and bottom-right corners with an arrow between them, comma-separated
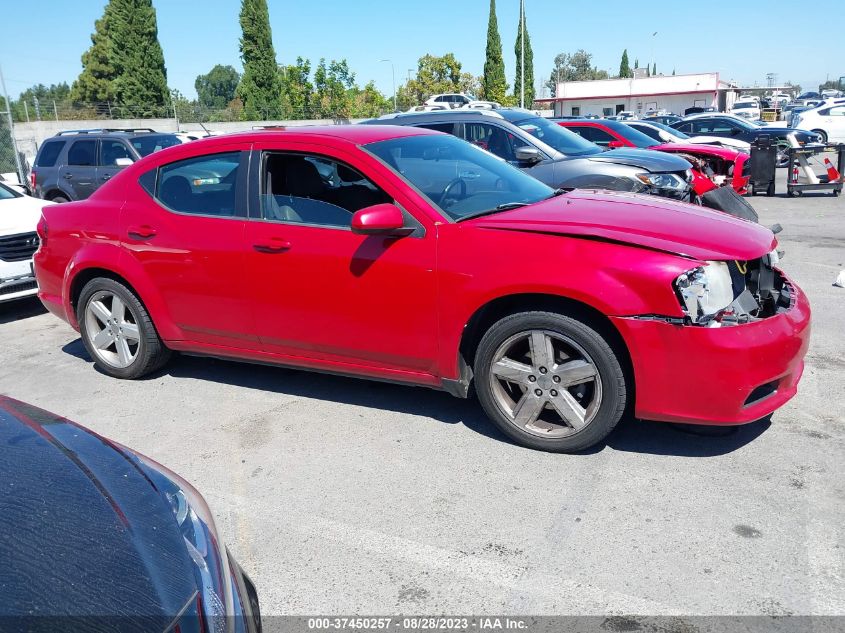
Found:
474,311 -> 627,452
77,277 -> 171,379
812,129 -> 828,144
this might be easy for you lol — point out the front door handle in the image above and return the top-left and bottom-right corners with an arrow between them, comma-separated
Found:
253,239 -> 291,254
63,173 -> 73,180
127,225 -> 157,240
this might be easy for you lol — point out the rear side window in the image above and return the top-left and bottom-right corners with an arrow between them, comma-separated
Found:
36,140 -> 66,167
67,140 -> 97,166
156,151 -> 242,217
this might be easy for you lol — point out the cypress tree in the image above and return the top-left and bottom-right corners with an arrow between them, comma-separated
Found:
482,0 -> 507,103
513,2 -> 534,107
237,0 -> 283,119
634,58 -> 639,69
652,63 -> 657,76
110,0 -> 169,114
618,49 -> 631,79
71,4 -> 118,105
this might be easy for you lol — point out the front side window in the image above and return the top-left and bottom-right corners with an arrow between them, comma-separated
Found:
260,153 -> 391,228
36,140 -> 66,167
67,140 -> 97,166
463,122 -> 527,161
364,133 -> 553,221
156,151 -> 241,217
100,141 -> 134,166
514,116 -> 601,156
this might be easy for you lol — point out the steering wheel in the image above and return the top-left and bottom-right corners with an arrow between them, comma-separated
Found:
438,178 -> 467,208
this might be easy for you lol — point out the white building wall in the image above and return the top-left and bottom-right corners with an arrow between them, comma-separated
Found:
554,91 -> 718,118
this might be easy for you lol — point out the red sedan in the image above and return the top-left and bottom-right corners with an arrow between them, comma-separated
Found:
34,126 -> 810,452
557,119 -> 750,195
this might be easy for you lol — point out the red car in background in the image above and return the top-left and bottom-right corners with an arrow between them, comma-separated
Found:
34,126 -> 809,453
556,119 -> 750,196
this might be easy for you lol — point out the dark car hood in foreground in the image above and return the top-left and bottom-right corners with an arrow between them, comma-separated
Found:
587,147 -> 692,172
0,397 -> 196,628
468,189 -> 776,261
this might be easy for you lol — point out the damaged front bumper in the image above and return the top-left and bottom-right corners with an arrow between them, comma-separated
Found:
611,267 -> 811,425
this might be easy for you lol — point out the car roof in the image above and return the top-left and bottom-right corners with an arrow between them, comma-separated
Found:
51,128 -> 175,139
179,124 -> 439,147
369,107 -> 537,125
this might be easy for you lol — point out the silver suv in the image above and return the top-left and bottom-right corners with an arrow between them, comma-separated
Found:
31,128 -> 181,202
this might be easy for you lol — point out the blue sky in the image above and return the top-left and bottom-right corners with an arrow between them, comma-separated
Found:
1,0 -> 841,101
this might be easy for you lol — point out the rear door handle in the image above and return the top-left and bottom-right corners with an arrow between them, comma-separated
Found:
253,239 -> 291,253
63,173 -> 73,180
127,225 -> 157,240
101,174 -> 111,181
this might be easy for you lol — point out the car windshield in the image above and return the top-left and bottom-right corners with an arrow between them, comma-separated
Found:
364,134 -> 555,221
130,134 -> 182,157
0,182 -> 21,200
642,121 -> 689,140
513,116 -> 601,156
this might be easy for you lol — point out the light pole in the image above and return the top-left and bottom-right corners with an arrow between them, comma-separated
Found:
519,0 -> 525,108
379,59 -> 396,112
649,31 -> 658,76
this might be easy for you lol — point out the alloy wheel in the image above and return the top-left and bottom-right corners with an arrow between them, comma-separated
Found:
84,290 -> 141,368
488,329 -> 603,438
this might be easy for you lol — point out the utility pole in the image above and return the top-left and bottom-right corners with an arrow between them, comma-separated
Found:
379,59 -> 397,112
0,64 -> 25,186
650,31 -> 657,76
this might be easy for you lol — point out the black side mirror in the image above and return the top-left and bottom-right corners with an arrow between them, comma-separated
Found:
515,146 -> 543,164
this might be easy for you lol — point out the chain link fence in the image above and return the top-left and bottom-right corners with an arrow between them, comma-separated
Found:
0,107 -> 26,187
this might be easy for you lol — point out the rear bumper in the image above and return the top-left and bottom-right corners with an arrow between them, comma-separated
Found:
611,279 -> 811,425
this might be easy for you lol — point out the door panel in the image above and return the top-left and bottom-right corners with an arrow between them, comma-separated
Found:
244,146 -> 438,373
121,148 -> 257,348
62,139 -> 98,199
97,140 -> 135,186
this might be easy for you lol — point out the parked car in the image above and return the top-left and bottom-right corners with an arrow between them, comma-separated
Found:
626,119 -> 752,153
821,89 -> 843,99
424,93 -> 475,108
0,395 -> 261,630
1,182 -> 53,302
31,128 -> 182,202
364,109 -> 694,202
34,126 -> 810,452
729,99 -> 761,120
556,119 -> 750,198
796,91 -> 821,101
643,114 -> 682,126
684,106 -> 717,116
791,102 -> 845,143
672,114 -> 822,166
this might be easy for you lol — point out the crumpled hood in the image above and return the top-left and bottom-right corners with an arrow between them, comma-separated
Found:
0,397 -> 197,623
588,147 -> 692,172
0,195 -> 51,235
467,189 -> 776,261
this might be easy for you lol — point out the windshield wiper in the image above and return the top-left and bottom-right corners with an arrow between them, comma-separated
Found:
457,202 -> 530,222
548,188 -> 568,198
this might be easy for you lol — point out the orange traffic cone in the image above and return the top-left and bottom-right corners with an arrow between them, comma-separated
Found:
823,157 -> 842,183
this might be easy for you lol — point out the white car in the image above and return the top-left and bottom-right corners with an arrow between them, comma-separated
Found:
424,93 -> 475,108
793,102 -> 845,143
626,120 -> 752,153
460,100 -> 501,110
0,182 -> 53,302
729,99 -> 761,120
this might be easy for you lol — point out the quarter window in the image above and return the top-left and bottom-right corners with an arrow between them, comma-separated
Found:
156,151 -> 241,217
67,140 -> 97,166
260,153 -> 391,228
35,140 -> 66,167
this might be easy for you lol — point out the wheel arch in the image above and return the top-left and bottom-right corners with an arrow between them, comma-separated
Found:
457,293 -> 634,399
44,188 -> 70,201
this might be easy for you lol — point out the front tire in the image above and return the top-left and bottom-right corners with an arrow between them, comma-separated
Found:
474,311 -> 627,452
77,278 -> 171,379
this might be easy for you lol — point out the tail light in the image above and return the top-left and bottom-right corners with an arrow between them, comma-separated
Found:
30,170 -> 36,191
36,215 -> 48,247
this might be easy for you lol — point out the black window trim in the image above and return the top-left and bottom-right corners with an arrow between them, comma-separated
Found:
98,139 -> 134,167
147,149 -> 250,220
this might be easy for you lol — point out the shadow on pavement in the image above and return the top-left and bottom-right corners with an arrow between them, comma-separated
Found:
61,342 -> 772,457
0,297 -> 47,324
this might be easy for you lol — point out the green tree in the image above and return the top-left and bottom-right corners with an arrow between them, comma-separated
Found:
350,81 -> 391,118
71,4 -> 117,107
482,0 -> 507,103
618,49 -> 631,79
634,58 -> 639,69
513,2 -> 534,107
12,83 -> 72,121
313,59 -> 355,119
109,0 -> 169,115
652,63 -> 657,76
398,53 -> 469,107
545,50 -> 608,95
237,0 -> 283,119
195,65 -> 241,110
279,57 -> 314,118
